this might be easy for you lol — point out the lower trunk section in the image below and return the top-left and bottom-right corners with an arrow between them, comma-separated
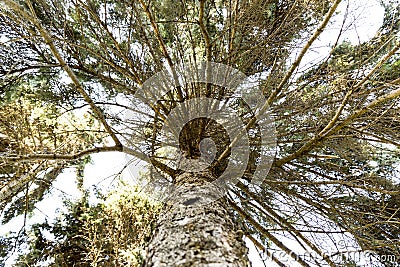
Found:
144,171 -> 250,267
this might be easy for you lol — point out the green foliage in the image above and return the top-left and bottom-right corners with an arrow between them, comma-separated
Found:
4,181 -> 160,267
0,94 -> 105,224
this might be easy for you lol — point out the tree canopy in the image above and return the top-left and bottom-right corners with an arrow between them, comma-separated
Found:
1,0 -> 400,266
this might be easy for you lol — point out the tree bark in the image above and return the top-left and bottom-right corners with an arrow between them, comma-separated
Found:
144,171 -> 250,267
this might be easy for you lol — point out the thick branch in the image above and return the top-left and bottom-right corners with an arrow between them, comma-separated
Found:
2,146 -> 123,163
3,0 -> 122,148
199,0 -> 211,62
353,39 -> 400,89
265,0 -> 342,107
276,52 -> 400,167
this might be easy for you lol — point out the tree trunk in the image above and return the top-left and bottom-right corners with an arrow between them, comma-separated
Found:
144,171 -> 250,267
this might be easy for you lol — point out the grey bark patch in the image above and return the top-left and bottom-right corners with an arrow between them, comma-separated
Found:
182,197 -> 201,206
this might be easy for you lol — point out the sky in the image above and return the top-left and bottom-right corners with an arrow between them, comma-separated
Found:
0,0 -> 387,266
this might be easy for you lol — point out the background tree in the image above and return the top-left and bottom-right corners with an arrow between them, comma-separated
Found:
0,0 -> 399,266
1,181 -> 160,266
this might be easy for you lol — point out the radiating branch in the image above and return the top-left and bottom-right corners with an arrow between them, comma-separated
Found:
276,55 -> 400,167
3,0 -> 123,148
2,146 -> 123,163
229,199 -> 313,267
265,0 -> 342,107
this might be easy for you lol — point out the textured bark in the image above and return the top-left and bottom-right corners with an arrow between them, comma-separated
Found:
144,171 -> 250,267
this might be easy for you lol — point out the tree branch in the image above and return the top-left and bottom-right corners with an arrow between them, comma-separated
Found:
3,0 -> 123,148
229,199 -> 312,267
265,0 -> 342,107
199,0 -> 211,62
75,0 -> 142,85
213,0 -> 342,169
275,49 -> 400,167
2,146 -> 123,163
138,0 -> 184,101
246,234 -> 288,267
236,182 -> 336,267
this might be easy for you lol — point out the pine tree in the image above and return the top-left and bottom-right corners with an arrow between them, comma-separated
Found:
1,0 -> 400,266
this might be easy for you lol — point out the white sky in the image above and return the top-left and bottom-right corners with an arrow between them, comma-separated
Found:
0,0 -> 387,266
